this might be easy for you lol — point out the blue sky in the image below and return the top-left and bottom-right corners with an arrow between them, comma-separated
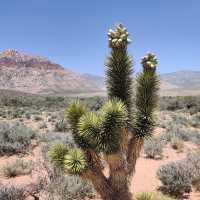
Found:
0,0 -> 199,75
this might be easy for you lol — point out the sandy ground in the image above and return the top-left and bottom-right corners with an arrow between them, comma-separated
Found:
133,143 -> 200,200
0,120 -> 200,199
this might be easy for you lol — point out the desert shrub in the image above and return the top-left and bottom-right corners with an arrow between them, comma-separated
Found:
189,113 -> 200,128
40,132 -> 74,147
136,192 -> 176,200
38,168 -> 95,200
37,139 -> 95,200
186,152 -> 200,188
34,115 -> 43,121
170,138 -> 184,152
187,130 -> 200,145
166,124 -> 190,141
24,111 -> 31,119
161,124 -> 200,145
0,122 -> 36,155
171,114 -> 189,127
193,178 -> 200,191
157,160 -> 193,196
55,119 -> 68,132
160,96 -> 200,113
39,122 -> 47,129
1,159 -> 34,178
86,96 -> 105,111
144,139 -> 164,159
0,184 -> 26,200
158,152 -> 200,196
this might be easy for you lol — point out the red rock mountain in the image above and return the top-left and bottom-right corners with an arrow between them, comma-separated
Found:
0,49 -> 103,94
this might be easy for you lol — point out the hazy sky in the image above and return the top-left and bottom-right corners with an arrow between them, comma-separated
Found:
0,0 -> 199,75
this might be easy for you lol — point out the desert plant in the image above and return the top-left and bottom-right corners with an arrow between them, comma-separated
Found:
157,160 -> 193,196
55,118 -> 68,132
144,139 -> 164,159
0,184 -> 26,200
0,122 -> 36,155
1,159 -> 34,178
49,24 -> 159,200
136,192 -> 176,200
170,138 -> 184,152
136,192 -> 154,200
34,115 -> 43,121
38,141 -> 95,200
189,113 -> 200,128
186,152 -> 200,189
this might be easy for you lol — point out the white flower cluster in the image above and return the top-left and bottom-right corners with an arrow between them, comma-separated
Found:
141,53 -> 158,69
108,24 -> 132,48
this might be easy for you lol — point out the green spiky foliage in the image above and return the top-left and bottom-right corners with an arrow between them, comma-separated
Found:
97,100 -> 127,154
79,112 -> 101,149
48,143 -> 68,166
66,100 -> 88,148
64,149 -> 87,174
134,53 -> 159,138
49,24 -> 159,200
106,24 -> 133,118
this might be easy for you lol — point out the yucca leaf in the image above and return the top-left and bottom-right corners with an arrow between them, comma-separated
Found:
106,25 -> 134,118
78,112 -> 101,149
66,100 -> 87,134
96,100 -> 127,154
64,149 -> 87,174
49,143 -> 68,166
134,53 -> 159,138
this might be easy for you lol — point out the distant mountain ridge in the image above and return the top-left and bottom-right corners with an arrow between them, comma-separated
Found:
161,70 -> 200,89
0,49 -> 102,94
0,49 -> 199,96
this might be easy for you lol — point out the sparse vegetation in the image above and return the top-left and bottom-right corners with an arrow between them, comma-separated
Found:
0,184 -> 26,200
55,118 -> 68,132
1,159 -> 34,178
170,138 -> 184,152
157,160 -> 192,196
0,122 -> 36,155
157,152 -> 200,197
144,139 -> 164,159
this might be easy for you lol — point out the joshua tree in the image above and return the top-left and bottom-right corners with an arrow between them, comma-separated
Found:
49,24 -> 159,200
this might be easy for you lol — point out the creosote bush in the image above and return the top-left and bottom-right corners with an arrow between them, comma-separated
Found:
49,24 -> 159,200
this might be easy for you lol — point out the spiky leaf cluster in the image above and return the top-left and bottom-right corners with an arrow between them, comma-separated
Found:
48,143 -> 68,166
78,100 -> 127,154
108,24 -> 131,49
135,53 -> 159,138
141,53 -> 158,72
79,112 -> 101,149
66,100 -> 88,148
106,24 -> 133,117
64,149 -> 87,174
97,100 -> 127,154
66,100 -> 87,133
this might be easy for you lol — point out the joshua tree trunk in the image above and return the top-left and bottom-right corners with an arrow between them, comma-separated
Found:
49,24 -> 159,200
